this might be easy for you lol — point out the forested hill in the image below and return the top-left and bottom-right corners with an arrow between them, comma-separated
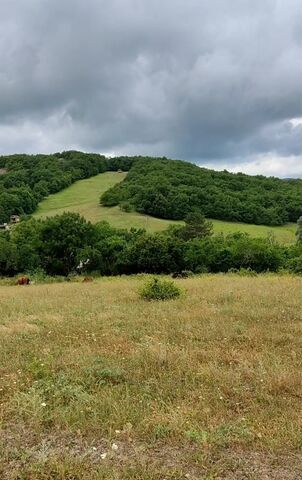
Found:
101,157 -> 302,226
0,151 -> 134,224
1,152 -> 302,227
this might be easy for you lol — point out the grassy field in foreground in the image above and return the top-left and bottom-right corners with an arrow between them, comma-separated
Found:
1,275 -> 302,478
34,172 -> 297,242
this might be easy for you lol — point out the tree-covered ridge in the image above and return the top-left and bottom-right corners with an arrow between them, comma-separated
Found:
0,151 -> 135,224
101,158 -> 302,226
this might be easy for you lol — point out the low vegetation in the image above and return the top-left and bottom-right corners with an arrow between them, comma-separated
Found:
0,275 -> 302,478
139,277 -> 182,300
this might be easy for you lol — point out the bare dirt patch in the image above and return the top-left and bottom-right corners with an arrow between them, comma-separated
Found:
0,321 -> 40,335
1,426 -> 302,479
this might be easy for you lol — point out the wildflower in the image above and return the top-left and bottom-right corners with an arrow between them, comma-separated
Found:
41,402 -> 47,407
101,452 -> 107,459
111,443 -> 118,451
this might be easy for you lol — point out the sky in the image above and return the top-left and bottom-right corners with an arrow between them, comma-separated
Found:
0,0 -> 301,177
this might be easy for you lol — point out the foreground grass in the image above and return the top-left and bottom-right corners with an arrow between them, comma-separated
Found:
0,275 -> 302,479
34,172 -> 297,242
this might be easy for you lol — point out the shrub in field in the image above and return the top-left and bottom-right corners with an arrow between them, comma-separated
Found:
119,201 -> 133,212
139,277 -> 181,301
228,267 -> 257,276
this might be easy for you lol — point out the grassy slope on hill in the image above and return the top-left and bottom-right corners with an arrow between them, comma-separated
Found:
0,275 -> 302,478
34,172 -> 297,242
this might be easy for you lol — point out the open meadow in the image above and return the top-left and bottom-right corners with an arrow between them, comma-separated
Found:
34,173 -> 297,242
0,275 -> 302,479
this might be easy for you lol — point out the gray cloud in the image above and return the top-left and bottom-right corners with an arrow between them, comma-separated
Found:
0,0 -> 301,176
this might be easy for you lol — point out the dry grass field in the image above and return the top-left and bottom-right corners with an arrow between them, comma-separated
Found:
0,275 -> 302,479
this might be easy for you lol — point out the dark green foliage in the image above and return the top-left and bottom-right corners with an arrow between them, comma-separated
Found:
0,151 -> 137,224
139,277 -> 182,301
119,201 -> 133,212
0,151 -> 302,277
184,233 -> 284,273
0,213 -> 300,277
38,213 -> 97,275
101,158 -> 302,226
168,211 -> 213,241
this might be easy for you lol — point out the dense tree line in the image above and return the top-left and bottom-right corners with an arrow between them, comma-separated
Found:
1,212 -> 301,277
101,158 -> 302,226
0,151 -> 136,224
2,151 -> 301,228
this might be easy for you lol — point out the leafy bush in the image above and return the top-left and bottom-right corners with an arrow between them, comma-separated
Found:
287,255 -> 302,274
139,277 -> 182,301
119,201 -> 133,212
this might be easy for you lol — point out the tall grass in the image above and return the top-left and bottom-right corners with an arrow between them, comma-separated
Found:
0,275 -> 302,478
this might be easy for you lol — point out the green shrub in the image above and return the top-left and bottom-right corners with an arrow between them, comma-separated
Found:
139,277 -> 182,301
228,267 -> 257,276
119,201 -> 133,212
287,255 -> 302,274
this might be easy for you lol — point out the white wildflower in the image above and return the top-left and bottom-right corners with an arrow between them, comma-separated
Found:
111,443 -> 118,451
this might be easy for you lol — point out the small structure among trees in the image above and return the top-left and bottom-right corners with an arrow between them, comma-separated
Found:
10,215 -> 20,224
0,215 -> 21,231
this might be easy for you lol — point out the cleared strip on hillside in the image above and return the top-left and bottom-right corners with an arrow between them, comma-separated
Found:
34,172 -> 297,242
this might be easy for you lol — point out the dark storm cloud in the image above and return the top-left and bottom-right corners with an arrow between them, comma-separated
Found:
0,0 -> 301,175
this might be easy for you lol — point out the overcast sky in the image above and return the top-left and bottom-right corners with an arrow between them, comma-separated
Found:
0,0 -> 301,177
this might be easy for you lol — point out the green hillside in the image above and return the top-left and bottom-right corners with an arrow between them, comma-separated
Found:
34,172 -> 297,243
101,157 -> 302,225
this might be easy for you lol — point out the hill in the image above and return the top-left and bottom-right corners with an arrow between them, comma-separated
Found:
1,151 -> 301,233
34,172 -> 297,243
0,151 -> 134,224
1,275 -> 302,478
101,157 -> 302,226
